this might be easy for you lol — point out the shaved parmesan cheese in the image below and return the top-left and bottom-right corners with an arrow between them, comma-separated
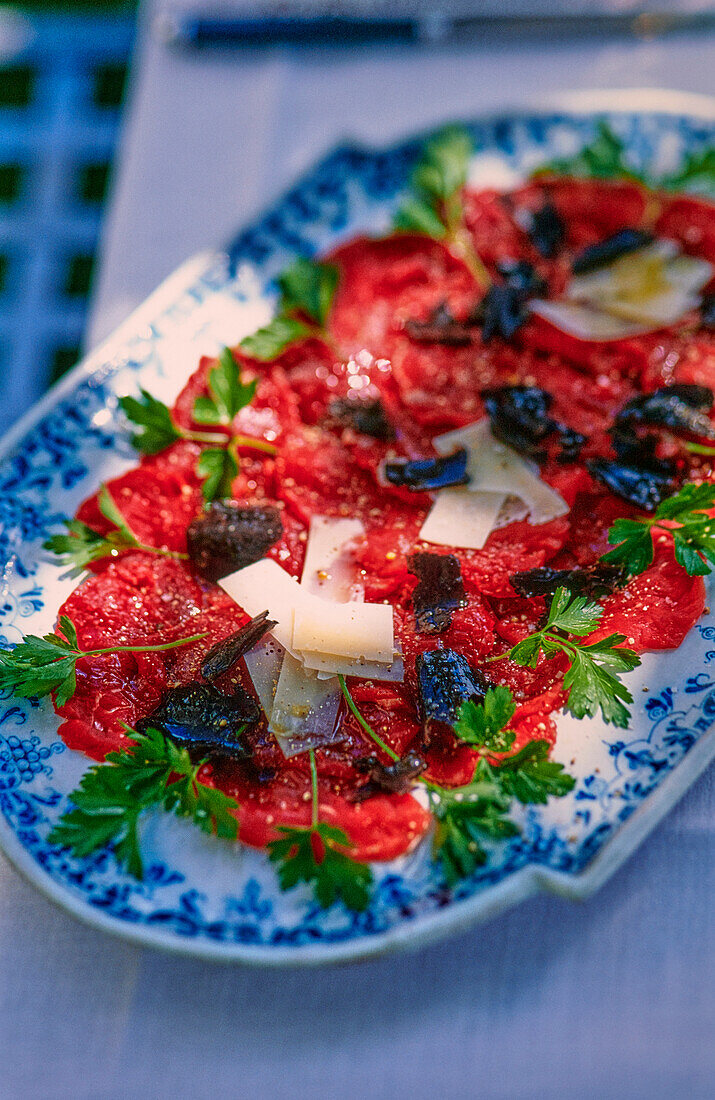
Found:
221,529 -> 402,758
219,558 -> 306,657
300,516 -> 365,601
433,420 -> 568,522
268,652 -> 342,757
243,638 -> 285,719
419,486 -> 506,550
530,300 -> 646,341
305,651 -> 405,681
531,239 -> 713,341
292,601 -> 394,665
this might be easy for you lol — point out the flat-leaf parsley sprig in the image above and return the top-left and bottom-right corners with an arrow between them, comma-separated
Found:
338,675 -> 575,886
531,119 -> 644,184
239,258 -> 340,362
393,126 -> 490,290
119,346 -> 276,503
602,481 -> 715,578
48,725 -> 239,879
431,688 -> 576,883
44,485 -> 189,576
492,587 -> 640,728
0,615 -> 207,707
266,748 -> 373,912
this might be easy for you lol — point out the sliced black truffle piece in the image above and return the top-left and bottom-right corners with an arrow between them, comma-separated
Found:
201,611 -> 277,682
137,682 -> 259,758
572,228 -> 654,275
556,426 -> 587,464
404,301 -> 475,346
482,385 -> 586,462
351,751 -> 427,801
416,649 -> 491,724
187,501 -> 283,583
587,457 -> 678,512
483,385 -> 555,458
496,258 -> 548,297
408,551 -> 467,634
526,201 -> 565,259
610,424 -> 669,472
616,386 -> 715,440
510,561 -> 627,600
384,448 -> 469,492
701,293 -> 715,329
328,396 -> 395,441
480,285 -> 528,343
662,384 -> 714,410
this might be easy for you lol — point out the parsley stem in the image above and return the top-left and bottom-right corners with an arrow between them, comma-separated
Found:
82,632 -> 207,658
337,674 -> 399,761
231,435 -> 278,456
309,748 -> 319,830
183,428 -> 232,445
134,542 -> 189,561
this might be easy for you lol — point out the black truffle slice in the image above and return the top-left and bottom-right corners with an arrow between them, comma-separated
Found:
416,650 -> 491,724
351,751 -> 428,801
701,293 -> 715,329
587,457 -> 678,512
201,611 -> 277,681
408,552 -> 467,634
479,285 -> 528,343
510,561 -> 627,600
482,385 -> 586,462
496,258 -> 548,297
527,201 -> 565,258
610,424 -> 670,472
328,396 -> 395,441
404,301 -> 475,346
187,502 -> 283,583
616,386 -> 715,440
572,228 -> 654,275
137,682 -> 259,758
384,448 -> 469,492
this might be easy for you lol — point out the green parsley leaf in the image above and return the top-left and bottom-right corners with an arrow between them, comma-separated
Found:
503,587 -> 640,728
277,258 -> 340,328
0,626 -> 206,708
603,482 -> 715,578
118,389 -> 181,455
413,126 -> 473,204
497,739 -> 576,803
393,198 -> 448,238
394,125 -> 473,239
239,315 -> 312,362
544,586 -> 603,636
433,792 -> 518,886
44,486 -> 186,575
661,146 -> 715,196
48,726 -> 239,879
193,347 -> 257,426
197,446 -> 238,503
267,823 -> 373,911
533,119 -> 641,182
453,686 -> 516,753
44,519 -> 117,576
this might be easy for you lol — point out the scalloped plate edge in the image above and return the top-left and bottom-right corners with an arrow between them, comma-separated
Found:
0,91 -> 714,965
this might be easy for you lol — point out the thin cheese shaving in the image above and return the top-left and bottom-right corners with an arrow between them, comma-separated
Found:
419,486 -> 506,550
292,601 -> 394,665
433,420 -> 568,522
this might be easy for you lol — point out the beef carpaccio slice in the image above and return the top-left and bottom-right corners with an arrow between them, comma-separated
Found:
52,177 -> 714,861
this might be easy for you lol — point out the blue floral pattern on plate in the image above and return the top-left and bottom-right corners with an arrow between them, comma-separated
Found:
0,105 -> 714,963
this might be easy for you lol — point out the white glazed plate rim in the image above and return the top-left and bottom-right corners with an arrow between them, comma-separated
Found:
0,89 -> 714,965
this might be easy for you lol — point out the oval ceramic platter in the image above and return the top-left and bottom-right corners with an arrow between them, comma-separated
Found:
1,98 -> 714,965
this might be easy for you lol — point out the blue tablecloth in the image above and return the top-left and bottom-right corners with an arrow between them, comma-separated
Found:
2,3 -> 713,1096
